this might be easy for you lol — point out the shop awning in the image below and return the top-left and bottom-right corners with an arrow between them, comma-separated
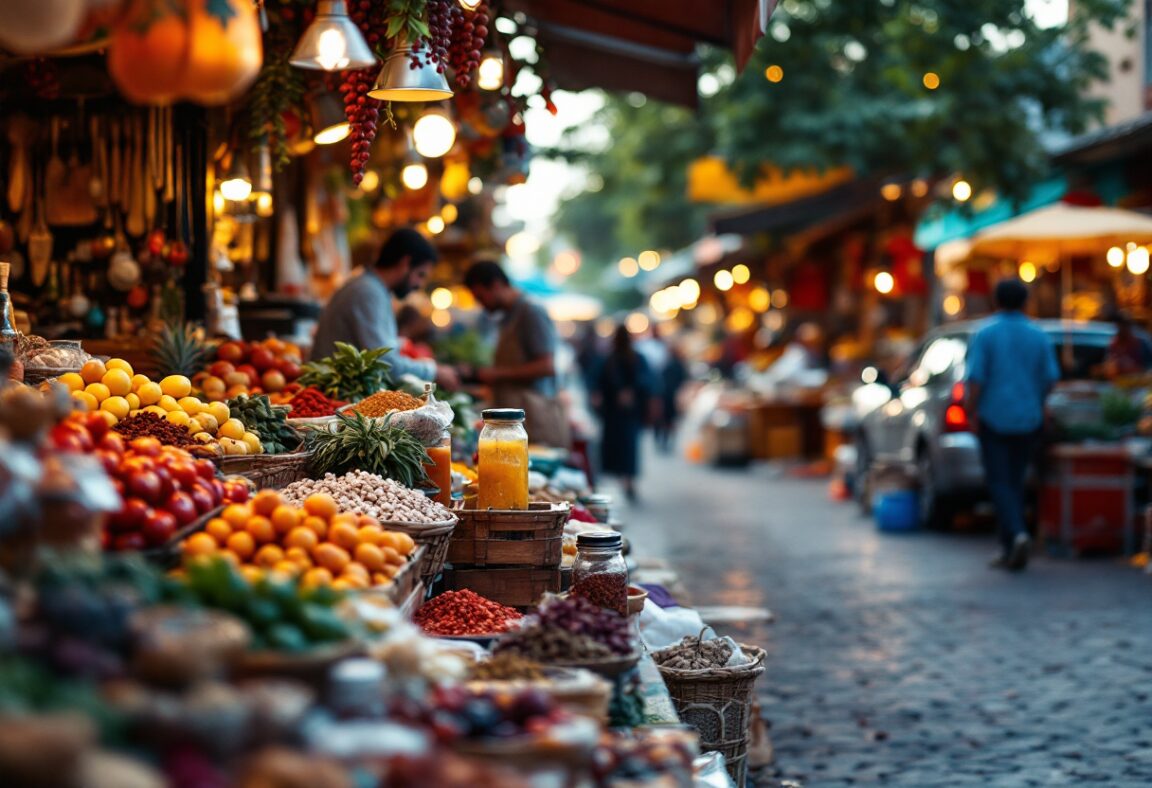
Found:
688,157 -> 854,205
505,0 -> 773,107
1052,110 -> 1152,165
709,178 -> 884,236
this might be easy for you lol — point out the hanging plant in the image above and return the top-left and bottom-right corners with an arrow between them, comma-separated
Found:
246,50 -> 306,167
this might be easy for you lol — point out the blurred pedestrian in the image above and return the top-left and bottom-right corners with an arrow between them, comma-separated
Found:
463,261 -> 571,449
1104,313 -> 1152,379
593,326 -> 655,502
654,344 -> 688,454
965,279 -> 1060,571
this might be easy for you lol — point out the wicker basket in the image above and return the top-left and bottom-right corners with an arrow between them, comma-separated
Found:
214,449 -> 312,490
448,502 -> 569,567
444,566 -> 563,610
378,516 -> 457,588
22,365 -> 82,386
656,645 -> 766,788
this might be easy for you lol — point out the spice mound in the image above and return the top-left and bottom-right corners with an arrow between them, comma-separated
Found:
470,652 -> 545,681
280,469 -> 453,524
653,635 -> 738,671
288,387 -> 345,418
495,595 -> 633,662
114,411 -> 197,448
351,390 -> 425,417
571,571 -> 628,617
415,589 -> 523,636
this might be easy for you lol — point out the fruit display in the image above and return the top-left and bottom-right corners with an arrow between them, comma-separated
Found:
223,394 -> 301,455
414,590 -> 523,637
173,557 -> 355,653
298,342 -> 392,402
303,412 -> 430,486
279,470 -> 453,524
179,490 -> 417,591
350,389 -> 425,417
395,685 -> 569,743
150,322 -> 211,379
285,387 -> 345,419
195,337 -> 304,404
494,596 -> 634,663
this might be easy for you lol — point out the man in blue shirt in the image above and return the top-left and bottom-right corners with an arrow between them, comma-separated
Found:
965,279 -> 1060,571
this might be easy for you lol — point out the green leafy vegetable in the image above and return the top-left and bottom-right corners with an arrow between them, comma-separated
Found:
304,411 -> 430,486
298,342 -> 393,402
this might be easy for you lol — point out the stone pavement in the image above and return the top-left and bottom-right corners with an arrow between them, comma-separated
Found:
616,446 -> 1152,787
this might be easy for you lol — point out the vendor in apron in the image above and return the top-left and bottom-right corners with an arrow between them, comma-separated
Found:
463,261 -> 571,450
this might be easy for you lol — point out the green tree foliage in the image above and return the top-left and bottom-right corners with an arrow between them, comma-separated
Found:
549,0 -> 1133,272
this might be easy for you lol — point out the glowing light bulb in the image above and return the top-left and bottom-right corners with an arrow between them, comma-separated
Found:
255,192 -> 274,217
618,257 -> 639,278
430,287 -> 453,309
441,203 -> 458,223
874,271 -> 895,294
477,52 -> 505,91
1019,261 -> 1037,282
219,176 -> 252,201
426,216 -> 446,234
313,121 -> 350,145
359,170 -> 380,192
732,264 -> 751,284
316,28 -> 350,70
412,111 -> 457,158
1127,247 -> 1150,275
1107,246 -> 1125,267
952,179 -> 972,202
714,269 -> 734,291
402,162 -> 429,190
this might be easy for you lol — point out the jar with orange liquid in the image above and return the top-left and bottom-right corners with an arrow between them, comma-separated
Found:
477,408 -> 529,510
423,432 -> 453,506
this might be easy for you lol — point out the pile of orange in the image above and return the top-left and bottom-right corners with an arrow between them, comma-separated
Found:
181,490 -> 416,590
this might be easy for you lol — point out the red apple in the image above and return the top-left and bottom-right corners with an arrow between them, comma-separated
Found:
113,532 -> 147,552
141,510 -> 177,546
164,491 -> 198,526
222,480 -> 250,503
109,498 -> 151,532
188,481 -> 216,515
99,432 -> 126,455
194,459 -> 216,481
93,449 -> 121,476
84,411 -> 111,441
153,466 -> 175,500
237,364 -> 260,388
224,371 -> 250,389
249,347 -> 275,373
216,341 -> 246,364
126,470 -> 162,504
277,359 -> 301,380
209,360 -> 236,379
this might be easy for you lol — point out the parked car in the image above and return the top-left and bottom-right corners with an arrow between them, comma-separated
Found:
852,319 -> 1123,528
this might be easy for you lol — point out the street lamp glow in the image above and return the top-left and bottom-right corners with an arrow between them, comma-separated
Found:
732,264 -> 751,284
874,271 -> 895,294
1127,247 -> 1150,275
553,250 -> 580,276
952,179 -> 972,202
881,183 -> 902,201
618,257 -> 639,278
413,111 -> 457,158
359,169 -> 380,192
401,162 -> 429,190
1107,246 -> 1125,267
765,65 -> 784,82
467,176 -> 484,194
748,286 -> 771,312
771,289 -> 789,308
638,250 -> 661,271
943,294 -> 963,316
714,269 -> 734,291
440,203 -> 458,223
678,278 -> 701,305
923,71 -> 941,90
1018,261 -> 1037,282
430,287 -> 453,310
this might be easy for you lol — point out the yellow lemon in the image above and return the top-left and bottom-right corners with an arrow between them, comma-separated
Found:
80,359 -> 107,384
242,431 -> 263,454
84,382 -> 111,402
143,405 -> 167,417
219,418 -> 247,441
125,392 -> 141,410
57,372 -> 84,392
137,381 -> 163,405
178,396 -> 204,416
131,373 -> 151,391
71,390 -> 98,411
101,369 -> 133,397
96,410 -> 118,429
159,395 -> 181,412
105,358 -> 134,377
160,375 -> 192,399
166,410 -> 191,428
208,401 -> 231,424
100,396 -> 130,421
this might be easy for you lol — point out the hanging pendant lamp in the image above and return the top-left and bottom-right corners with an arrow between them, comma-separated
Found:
368,43 -> 453,102
310,92 -> 351,145
291,0 -> 377,71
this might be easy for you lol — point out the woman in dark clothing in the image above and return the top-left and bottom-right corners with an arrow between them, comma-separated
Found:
593,326 -> 654,501
654,345 -> 688,454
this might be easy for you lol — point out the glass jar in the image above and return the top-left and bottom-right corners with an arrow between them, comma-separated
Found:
572,531 -> 628,616
423,431 -> 453,506
477,408 -> 529,510
581,493 -> 613,525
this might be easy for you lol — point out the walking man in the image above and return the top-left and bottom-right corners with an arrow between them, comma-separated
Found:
965,279 -> 1060,571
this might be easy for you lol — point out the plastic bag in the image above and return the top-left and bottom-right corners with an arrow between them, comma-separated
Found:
385,386 -> 455,447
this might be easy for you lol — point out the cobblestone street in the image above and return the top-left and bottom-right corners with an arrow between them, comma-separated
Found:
622,446 -> 1152,787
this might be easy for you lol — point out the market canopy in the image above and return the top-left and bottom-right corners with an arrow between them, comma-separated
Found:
504,0 -> 773,106
969,203 -> 1152,260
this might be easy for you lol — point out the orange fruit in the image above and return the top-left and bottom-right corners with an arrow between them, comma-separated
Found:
241,565 -> 265,584
354,542 -> 385,571
376,531 -> 401,551
302,567 -> 333,588
222,503 -> 253,528
271,505 -> 301,534
182,532 -> 218,557
357,526 -> 384,546
372,572 -> 392,586
313,543 -> 350,574
330,578 -> 353,591
204,518 -> 232,542
272,560 -> 301,577
254,544 -> 285,568
343,561 -> 369,581
245,515 -> 276,544
378,563 -> 401,580
380,546 -> 404,566
252,489 -> 283,516
284,526 -> 319,551
339,572 -> 368,590
329,520 -> 360,551
285,546 -> 313,568
303,493 -> 338,520
358,515 -> 380,528
330,512 -> 358,530
393,532 -> 415,554
226,531 -> 256,559
80,359 -> 107,385
301,516 -> 328,539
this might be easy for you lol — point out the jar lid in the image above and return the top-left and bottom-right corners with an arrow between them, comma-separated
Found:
582,494 -> 612,505
577,531 -> 622,550
482,408 -> 525,421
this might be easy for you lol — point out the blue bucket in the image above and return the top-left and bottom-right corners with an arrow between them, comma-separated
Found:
874,490 -> 919,531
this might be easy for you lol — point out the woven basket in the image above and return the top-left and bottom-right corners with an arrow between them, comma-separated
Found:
378,516 -> 457,588
23,365 -> 82,386
656,645 -> 766,788
214,449 -> 312,490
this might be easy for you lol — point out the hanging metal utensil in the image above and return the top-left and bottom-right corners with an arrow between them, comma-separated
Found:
45,116 -> 67,225
28,164 -> 54,287
164,107 -> 175,204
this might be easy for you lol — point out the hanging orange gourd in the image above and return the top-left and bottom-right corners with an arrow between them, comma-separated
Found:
182,0 -> 262,105
107,0 -> 190,104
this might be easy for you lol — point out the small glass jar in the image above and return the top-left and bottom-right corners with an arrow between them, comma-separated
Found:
423,431 -> 453,506
582,493 -> 613,525
477,408 -> 529,510
572,531 -> 628,616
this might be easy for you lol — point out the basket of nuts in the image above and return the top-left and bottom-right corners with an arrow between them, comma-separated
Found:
279,469 -> 458,587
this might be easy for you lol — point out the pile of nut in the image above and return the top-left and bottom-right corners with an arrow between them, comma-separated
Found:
470,653 -> 546,681
652,635 -> 736,671
279,469 -> 453,524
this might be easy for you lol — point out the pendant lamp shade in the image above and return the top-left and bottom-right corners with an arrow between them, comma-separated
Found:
291,0 -> 377,71
310,92 -> 351,145
368,44 -> 453,102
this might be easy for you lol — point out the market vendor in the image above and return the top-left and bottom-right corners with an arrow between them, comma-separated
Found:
462,260 -> 571,449
312,228 -> 459,389
1104,314 -> 1152,379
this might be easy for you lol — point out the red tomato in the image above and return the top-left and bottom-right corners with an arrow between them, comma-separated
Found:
188,481 -> 216,515
126,470 -> 162,504
99,432 -> 126,455
222,480 -> 250,503
141,510 -> 177,546
216,341 -> 246,364
166,460 -> 199,490
236,364 -> 260,388
164,491 -> 198,526
109,498 -> 152,532
153,465 -> 175,500
51,423 -> 94,453
194,459 -> 216,481
249,347 -> 275,372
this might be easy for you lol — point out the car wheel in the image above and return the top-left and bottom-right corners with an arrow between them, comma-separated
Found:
917,451 -> 955,529
854,436 -> 873,514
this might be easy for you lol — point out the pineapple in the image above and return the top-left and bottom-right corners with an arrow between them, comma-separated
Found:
151,322 -> 209,377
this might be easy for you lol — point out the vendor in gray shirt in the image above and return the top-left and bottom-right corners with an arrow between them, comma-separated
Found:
312,228 -> 459,390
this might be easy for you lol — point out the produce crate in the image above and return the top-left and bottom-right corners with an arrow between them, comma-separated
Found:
1038,444 -> 1135,556
400,581 -> 426,618
381,545 -> 425,607
214,449 -> 311,490
380,517 -> 458,588
444,566 -> 563,610
447,502 -> 569,568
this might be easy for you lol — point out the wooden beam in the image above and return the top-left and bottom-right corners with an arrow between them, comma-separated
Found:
539,34 -> 699,107
506,0 -> 698,53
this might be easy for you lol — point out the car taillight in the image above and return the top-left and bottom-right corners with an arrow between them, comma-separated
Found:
944,382 -> 971,433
